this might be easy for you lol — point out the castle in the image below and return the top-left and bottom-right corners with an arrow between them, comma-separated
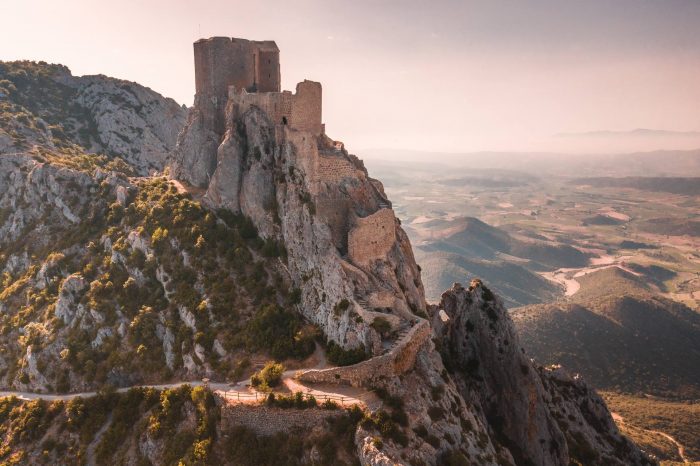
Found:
193,37 -> 323,136
189,37 -> 397,276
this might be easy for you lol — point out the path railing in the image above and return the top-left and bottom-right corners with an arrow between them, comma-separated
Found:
218,390 -> 354,406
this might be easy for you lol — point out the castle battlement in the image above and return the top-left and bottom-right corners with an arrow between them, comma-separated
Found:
229,80 -> 323,136
194,37 -> 323,137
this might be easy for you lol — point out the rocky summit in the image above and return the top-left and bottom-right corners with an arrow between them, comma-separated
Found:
0,40 -> 656,465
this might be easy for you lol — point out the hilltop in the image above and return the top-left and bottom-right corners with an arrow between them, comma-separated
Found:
412,216 -> 586,306
0,44 -> 653,466
512,268 -> 700,398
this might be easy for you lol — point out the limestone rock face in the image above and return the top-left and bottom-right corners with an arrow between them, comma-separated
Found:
71,75 -> 187,174
0,154 -> 102,245
432,281 -> 654,466
539,365 -> 652,466
170,94 -> 220,186
171,97 -> 425,351
0,61 -> 186,175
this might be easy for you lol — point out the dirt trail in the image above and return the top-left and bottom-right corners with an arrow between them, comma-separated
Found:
0,345 -> 372,409
86,413 -> 112,466
612,412 -> 689,463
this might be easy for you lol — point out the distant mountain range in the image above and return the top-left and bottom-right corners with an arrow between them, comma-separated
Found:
556,128 -> 700,138
411,217 -> 588,306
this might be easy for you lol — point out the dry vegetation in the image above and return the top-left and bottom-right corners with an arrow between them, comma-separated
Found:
601,391 -> 700,463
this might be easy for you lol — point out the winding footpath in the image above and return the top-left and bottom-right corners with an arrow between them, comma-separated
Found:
0,346 -> 374,408
612,412 -> 689,463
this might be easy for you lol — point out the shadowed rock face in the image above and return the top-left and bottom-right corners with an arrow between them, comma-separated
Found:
432,281 -> 654,466
171,91 -> 425,354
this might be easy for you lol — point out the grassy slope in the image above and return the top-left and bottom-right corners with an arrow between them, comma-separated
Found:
0,387 -> 363,465
512,268 -> 700,397
601,391 -> 700,463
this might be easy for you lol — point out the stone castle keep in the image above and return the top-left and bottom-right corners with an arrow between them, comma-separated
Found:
189,37 -> 396,268
193,37 -> 323,136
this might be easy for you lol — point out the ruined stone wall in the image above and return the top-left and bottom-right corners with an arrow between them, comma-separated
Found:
219,404 -> 342,436
290,80 -> 323,135
348,208 -> 397,267
230,80 -> 323,136
298,320 -> 431,387
314,153 -> 359,183
234,90 -> 293,126
316,195 -> 352,251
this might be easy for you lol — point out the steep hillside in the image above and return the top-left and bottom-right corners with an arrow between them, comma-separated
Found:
0,162 -> 314,392
0,386 -> 364,465
419,216 -> 589,270
512,268 -> 700,398
0,52 -> 653,466
414,249 -> 560,307
0,61 -> 186,174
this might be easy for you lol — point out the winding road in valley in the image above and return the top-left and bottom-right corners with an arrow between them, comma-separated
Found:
611,412 -> 689,464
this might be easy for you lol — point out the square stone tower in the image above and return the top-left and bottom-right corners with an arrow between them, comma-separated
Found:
193,37 -> 280,98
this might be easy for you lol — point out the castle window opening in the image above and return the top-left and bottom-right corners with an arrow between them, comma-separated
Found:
282,116 -> 288,125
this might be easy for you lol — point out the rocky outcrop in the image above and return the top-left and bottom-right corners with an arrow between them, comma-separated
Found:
71,74 -> 187,173
171,92 -> 425,354
0,61 -> 186,175
431,280 -> 654,466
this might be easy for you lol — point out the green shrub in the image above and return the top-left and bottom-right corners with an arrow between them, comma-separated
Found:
326,341 -> 366,366
251,361 -> 284,390
370,316 -> 392,335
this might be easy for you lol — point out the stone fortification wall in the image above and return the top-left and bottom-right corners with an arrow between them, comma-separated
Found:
254,45 -> 280,93
314,153 -> 360,183
220,404 -> 341,436
290,80 -> 323,135
230,80 -> 322,136
193,37 -> 280,97
234,90 -> 293,128
298,320 -> 431,387
348,208 -> 396,267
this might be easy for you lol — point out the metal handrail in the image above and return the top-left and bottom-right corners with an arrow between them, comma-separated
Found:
218,390 -> 352,405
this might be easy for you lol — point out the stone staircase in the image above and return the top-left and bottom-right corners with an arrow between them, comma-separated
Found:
382,324 -> 412,355
378,200 -> 391,209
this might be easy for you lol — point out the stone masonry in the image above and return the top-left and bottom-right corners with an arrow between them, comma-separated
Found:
194,37 -> 280,97
298,320 -> 431,387
230,80 -> 323,136
348,208 -> 397,267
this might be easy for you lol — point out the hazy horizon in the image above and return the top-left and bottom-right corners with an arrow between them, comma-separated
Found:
2,0 -> 699,154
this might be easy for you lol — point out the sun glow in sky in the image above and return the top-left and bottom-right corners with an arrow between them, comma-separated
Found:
1,0 -> 699,154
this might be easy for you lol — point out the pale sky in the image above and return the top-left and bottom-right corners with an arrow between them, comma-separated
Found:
1,0 -> 699,154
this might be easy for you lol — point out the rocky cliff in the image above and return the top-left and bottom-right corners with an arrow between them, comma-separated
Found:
169,61 -> 654,465
0,57 -> 655,465
0,61 -> 186,174
430,280 -> 651,466
172,90 -> 425,357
